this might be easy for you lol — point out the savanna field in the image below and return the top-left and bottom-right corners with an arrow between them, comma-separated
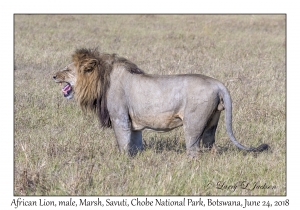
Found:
14,15 -> 286,195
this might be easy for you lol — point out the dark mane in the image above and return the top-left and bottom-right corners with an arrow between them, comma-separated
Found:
73,48 -> 144,128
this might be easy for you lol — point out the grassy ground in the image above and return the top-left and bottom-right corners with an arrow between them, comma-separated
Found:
14,15 -> 286,195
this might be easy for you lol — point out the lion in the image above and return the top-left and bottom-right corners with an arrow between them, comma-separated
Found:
53,48 -> 268,157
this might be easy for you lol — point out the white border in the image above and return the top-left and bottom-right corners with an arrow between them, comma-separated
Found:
2,0 -> 298,209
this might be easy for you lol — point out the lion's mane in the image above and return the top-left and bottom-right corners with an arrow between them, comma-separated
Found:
72,48 -> 144,128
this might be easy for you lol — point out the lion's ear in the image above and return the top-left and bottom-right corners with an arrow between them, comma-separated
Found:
84,59 -> 98,73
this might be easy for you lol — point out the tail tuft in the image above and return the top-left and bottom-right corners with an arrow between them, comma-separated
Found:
252,144 -> 269,152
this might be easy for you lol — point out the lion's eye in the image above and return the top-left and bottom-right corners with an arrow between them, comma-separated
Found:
84,68 -> 93,73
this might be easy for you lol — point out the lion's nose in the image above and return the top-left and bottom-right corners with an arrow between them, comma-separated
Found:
53,75 -> 56,80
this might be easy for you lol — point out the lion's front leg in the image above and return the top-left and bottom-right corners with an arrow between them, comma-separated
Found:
111,117 -> 143,156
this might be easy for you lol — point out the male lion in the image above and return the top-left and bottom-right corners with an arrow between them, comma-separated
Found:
53,48 -> 268,157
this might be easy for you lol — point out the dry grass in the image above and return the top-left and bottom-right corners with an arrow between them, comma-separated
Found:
14,14 -> 286,195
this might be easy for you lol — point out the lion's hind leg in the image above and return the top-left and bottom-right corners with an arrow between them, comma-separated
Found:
129,130 -> 143,156
183,117 -> 209,157
202,110 -> 221,149
183,104 -> 221,157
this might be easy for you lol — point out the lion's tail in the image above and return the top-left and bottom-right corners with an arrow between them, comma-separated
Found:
218,84 -> 269,152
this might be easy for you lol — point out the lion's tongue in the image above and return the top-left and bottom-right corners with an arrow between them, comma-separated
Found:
62,84 -> 71,97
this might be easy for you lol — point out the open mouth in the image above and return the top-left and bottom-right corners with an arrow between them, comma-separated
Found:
62,83 -> 72,98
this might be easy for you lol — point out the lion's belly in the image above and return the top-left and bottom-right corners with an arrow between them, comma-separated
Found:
130,112 -> 183,132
